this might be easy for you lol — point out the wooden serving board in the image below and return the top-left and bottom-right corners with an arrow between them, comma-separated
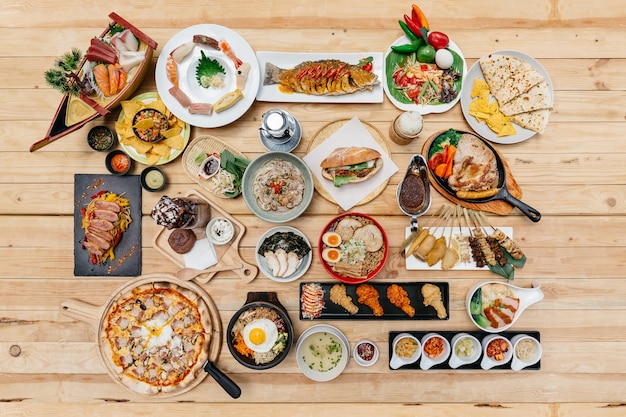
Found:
152,189 -> 258,283
308,118 -> 391,207
181,135 -> 248,198
422,131 -> 522,215
60,274 -> 222,397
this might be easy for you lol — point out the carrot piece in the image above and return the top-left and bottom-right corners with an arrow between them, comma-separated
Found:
443,145 -> 456,179
434,163 -> 447,178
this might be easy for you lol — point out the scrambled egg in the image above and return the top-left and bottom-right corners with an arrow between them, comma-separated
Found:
469,79 -> 516,137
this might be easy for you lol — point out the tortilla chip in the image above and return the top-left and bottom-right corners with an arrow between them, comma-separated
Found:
121,101 -> 143,118
162,134 -> 184,150
150,99 -> 167,114
145,152 -> 162,165
487,112 -> 516,136
162,126 -> 182,138
150,142 -> 172,157
133,118 -> 154,130
471,78 -> 490,98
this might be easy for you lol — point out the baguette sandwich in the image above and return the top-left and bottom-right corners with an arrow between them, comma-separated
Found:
320,147 -> 383,187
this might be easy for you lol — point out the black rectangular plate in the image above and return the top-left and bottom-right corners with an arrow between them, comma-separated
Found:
74,174 -> 142,276
388,330 -> 541,370
299,281 -> 449,320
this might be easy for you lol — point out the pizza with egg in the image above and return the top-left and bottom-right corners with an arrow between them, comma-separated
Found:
100,281 -> 211,395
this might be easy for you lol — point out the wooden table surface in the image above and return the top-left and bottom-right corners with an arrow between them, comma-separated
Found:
2,0 -> 626,416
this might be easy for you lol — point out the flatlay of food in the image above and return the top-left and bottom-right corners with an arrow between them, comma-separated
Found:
165,35 -> 251,116
190,148 -> 250,198
320,147 -> 383,187
477,53 -> 553,134
257,230 -> 311,279
385,4 -> 463,107
319,214 -> 387,282
263,58 -> 380,96
80,190 -> 132,265
229,306 -> 290,366
401,205 -> 526,280
115,96 -> 187,165
252,158 -> 306,212
299,282 -> 449,320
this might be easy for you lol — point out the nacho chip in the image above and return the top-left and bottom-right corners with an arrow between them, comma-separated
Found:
162,126 -> 182,139
133,118 -> 154,130
122,136 -> 153,154
145,152 -> 162,165
121,100 -> 143,118
150,142 -> 172,157
487,111 -> 516,137
162,134 -> 185,150
471,78 -> 490,98
150,98 -> 167,114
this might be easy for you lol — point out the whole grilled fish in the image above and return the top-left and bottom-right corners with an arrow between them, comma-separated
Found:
263,59 -> 379,96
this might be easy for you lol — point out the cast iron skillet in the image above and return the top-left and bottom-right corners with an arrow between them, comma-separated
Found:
427,130 -> 541,222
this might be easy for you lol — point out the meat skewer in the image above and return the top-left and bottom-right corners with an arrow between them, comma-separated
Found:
478,212 -> 525,260
463,207 -> 487,268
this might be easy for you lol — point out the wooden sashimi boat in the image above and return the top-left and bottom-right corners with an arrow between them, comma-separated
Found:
30,12 -> 157,152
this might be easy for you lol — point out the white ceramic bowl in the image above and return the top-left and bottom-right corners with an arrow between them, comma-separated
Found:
419,332 -> 451,370
480,334 -> 513,370
467,280 -> 544,333
205,217 -> 234,245
448,333 -> 481,369
511,334 -> 542,371
296,324 -> 349,382
255,226 -> 312,283
389,333 -> 421,370
353,340 -> 379,367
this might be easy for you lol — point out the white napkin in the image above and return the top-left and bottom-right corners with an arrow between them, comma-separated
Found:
303,117 -> 398,211
182,238 -> 218,270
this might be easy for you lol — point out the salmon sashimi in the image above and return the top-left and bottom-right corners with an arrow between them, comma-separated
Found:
93,63 -> 128,97
93,63 -> 111,96
108,64 -> 120,96
166,56 -> 179,87
263,59 -> 379,96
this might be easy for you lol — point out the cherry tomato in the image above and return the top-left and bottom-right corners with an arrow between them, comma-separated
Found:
428,31 -> 450,50
417,44 -> 436,63
358,56 -> 374,72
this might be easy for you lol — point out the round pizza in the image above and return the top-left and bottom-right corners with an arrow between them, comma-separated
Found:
100,282 -> 212,395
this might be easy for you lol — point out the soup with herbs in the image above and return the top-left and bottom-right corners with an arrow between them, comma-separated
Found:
300,331 -> 343,373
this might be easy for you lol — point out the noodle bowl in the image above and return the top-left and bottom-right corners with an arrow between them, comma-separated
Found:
252,158 -> 305,212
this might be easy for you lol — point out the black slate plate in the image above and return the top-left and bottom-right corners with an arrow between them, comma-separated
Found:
388,330 -> 541,370
74,174 -> 142,276
299,282 -> 449,320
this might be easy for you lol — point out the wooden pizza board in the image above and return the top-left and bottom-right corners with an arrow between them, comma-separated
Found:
60,273 -> 222,398
307,118 -> 391,207
152,189 -> 258,283
422,131 -> 522,215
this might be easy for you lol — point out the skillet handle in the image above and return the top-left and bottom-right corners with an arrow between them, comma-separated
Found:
204,360 -> 241,399
500,189 -> 542,222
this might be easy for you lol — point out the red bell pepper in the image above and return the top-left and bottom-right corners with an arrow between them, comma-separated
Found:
403,14 -> 423,38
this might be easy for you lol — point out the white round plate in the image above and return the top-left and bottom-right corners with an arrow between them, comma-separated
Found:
383,36 -> 466,114
296,324 -> 350,382
117,92 -> 190,166
155,24 -> 260,128
242,152 -> 314,223
460,50 -> 554,144
255,226 -> 312,282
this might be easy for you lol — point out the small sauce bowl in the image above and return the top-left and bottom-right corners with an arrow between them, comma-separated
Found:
419,332 -> 450,370
389,333 -> 421,369
511,334 -> 542,371
449,333 -> 481,369
105,150 -> 132,175
199,154 -> 221,179
480,334 -> 513,370
140,166 -> 166,192
353,340 -> 379,367
87,125 -> 114,151
132,108 -> 169,143
206,217 -> 234,245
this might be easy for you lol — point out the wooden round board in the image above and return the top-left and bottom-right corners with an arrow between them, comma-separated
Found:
308,119 -> 391,206
421,132 -> 522,215
182,135 -> 248,198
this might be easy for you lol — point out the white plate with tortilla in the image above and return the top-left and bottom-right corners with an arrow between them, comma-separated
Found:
460,50 -> 554,144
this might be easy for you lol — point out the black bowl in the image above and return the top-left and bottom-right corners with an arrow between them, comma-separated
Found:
140,166 -> 166,192
132,108 -> 169,143
227,292 -> 294,370
87,125 -> 115,151
105,150 -> 132,175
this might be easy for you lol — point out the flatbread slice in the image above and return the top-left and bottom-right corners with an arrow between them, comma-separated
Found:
493,64 -> 544,105
500,81 -> 552,116
510,109 -> 551,134
479,54 -> 525,94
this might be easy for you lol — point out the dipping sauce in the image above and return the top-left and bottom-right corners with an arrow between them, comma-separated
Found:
356,342 -> 375,362
111,153 -> 130,173
398,174 -> 426,212
207,217 -> 234,245
88,126 -> 114,151
300,331 -> 343,372
199,155 -> 221,179
133,108 -> 169,142
144,169 -> 165,190
454,337 -> 476,358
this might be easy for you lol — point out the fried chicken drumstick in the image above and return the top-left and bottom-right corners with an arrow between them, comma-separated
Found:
386,284 -> 415,318
421,283 -> 447,319
356,284 -> 384,316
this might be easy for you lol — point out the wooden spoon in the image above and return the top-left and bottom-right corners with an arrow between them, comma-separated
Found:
176,263 -> 244,282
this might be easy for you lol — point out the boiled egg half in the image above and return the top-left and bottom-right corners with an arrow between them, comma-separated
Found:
242,318 -> 278,353
322,231 -> 342,247
322,247 -> 342,263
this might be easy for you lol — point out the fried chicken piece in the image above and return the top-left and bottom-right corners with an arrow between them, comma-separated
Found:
421,283 -> 447,319
356,284 -> 384,316
329,284 -> 359,315
386,284 -> 415,318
